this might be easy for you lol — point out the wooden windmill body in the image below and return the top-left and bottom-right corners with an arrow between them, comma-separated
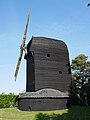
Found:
15,12 -> 71,111
18,37 -> 71,111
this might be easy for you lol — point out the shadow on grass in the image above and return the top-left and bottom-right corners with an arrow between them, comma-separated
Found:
36,113 -> 66,120
35,106 -> 90,120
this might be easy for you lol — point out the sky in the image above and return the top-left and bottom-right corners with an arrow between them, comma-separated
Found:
0,0 -> 90,94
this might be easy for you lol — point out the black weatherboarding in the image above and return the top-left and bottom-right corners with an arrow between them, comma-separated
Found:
18,37 -> 71,111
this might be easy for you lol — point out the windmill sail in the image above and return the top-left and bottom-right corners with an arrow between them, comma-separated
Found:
14,10 -> 30,81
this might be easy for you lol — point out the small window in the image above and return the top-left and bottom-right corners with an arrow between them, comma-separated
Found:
47,54 -> 50,57
68,68 -> 71,74
59,71 -> 62,74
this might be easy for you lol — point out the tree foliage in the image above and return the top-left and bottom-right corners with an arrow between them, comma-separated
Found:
71,54 -> 89,71
0,93 -> 18,108
70,54 -> 90,106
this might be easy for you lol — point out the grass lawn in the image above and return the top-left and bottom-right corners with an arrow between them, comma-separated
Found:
0,106 -> 90,120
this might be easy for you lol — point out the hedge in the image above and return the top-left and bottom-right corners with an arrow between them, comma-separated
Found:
0,93 -> 18,108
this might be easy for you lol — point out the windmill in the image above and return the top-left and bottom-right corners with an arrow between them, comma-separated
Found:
14,10 -> 30,81
14,10 -> 71,111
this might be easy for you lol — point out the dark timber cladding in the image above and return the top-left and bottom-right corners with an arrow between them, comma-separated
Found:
26,37 -> 71,92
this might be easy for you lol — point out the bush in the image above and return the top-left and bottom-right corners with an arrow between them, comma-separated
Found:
0,93 -> 18,108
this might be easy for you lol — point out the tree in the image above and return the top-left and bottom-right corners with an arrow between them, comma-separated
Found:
0,93 -> 18,108
70,54 -> 90,106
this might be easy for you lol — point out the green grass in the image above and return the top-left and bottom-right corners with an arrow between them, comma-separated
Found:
0,106 -> 90,120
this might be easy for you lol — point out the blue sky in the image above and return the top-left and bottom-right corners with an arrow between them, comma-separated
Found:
0,0 -> 90,94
